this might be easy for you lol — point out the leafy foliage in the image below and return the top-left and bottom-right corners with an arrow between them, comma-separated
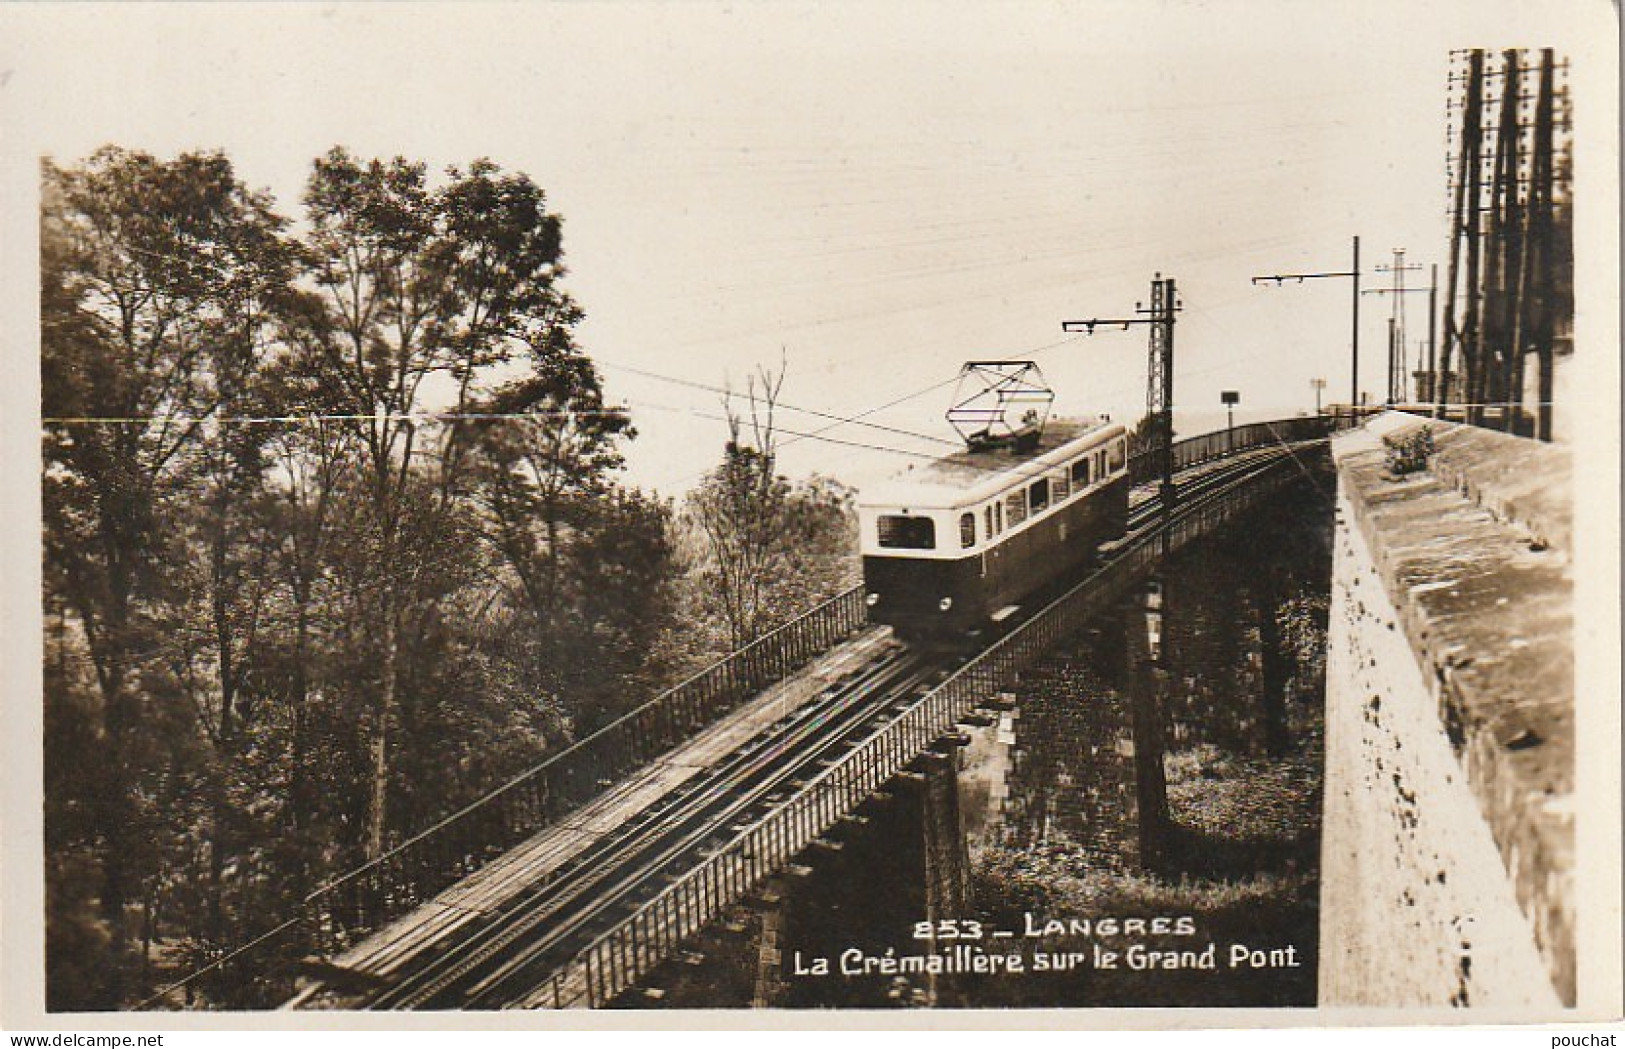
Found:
683,368 -> 858,653
39,147 -> 697,1009
1382,424 -> 1435,476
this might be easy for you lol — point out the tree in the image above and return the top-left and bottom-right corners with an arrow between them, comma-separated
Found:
456,359 -> 680,729
686,366 -> 858,651
455,357 -> 634,627
291,148 -> 586,858
173,195 -> 297,952
688,367 -> 790,649
41,148 -> 292,995
42,145 -> 684,1008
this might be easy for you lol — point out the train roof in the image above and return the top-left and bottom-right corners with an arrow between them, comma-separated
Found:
860,417 -> 1124,511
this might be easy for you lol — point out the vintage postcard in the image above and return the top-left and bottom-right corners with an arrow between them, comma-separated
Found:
1,0 -> 1619,1032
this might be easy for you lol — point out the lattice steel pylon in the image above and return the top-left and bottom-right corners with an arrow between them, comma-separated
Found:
1443,47 -> 1572,437
1060,273 -> 1181,503
1146,275 -> 1177,504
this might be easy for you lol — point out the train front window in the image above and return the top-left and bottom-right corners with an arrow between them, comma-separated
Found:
878,515 -> 936,550
1006,491 -> 1027,526
1028,478 -> 1050,513
1110,438 -> 1126,471
959,513 -> 976,548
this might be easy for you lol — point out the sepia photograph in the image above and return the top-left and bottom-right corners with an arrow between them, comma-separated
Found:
1,0 -> 1618,1030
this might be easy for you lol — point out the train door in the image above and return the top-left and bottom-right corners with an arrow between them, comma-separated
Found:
983,498 -> 1006,580
963,510 -> 986,579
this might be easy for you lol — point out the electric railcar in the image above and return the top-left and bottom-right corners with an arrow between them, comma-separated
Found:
858,418 -> 1130,642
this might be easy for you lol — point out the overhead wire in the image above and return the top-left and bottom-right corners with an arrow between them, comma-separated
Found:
595,358 -> 961,448
41,293 -> 1361,496
637,330 -> 1099,492
42,330 -> 1113,494
42,410 -> 641,426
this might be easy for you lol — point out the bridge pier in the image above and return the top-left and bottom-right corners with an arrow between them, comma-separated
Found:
751,878 -> 789,1008
631,751 -> 975,1009
920,750 -> 972,931
1125,588 -> 1172,872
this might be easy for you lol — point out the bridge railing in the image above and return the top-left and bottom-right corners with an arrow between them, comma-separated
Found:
561,444 -> 1325,1006
311,413 -> 1359,950
301,584 -> 869,953
300,413 -> 1355,954
145,584 -> 868,1008
1127,413 -> 1349,485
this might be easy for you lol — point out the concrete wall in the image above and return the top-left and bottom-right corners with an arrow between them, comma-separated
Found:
1320,413 -> 1573,1008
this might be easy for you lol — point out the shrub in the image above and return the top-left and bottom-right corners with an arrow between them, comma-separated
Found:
1382,425 -> 1434,476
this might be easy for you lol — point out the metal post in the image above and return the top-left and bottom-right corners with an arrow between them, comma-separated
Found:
1463,51 -> 1486,423
1533,48 -> 1559,441
1387,317 -> 1397,405
1352,236 -> 1360,407
1428,263 -> 1438,408
1252,241 -> 1361,410
1152,276 -> 1177,515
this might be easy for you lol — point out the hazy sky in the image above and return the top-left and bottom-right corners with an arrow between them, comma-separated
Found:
3,1 -> 1612,495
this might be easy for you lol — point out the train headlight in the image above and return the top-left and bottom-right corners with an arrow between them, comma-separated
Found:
938,597 -> 954,612
865,592 -> 880,607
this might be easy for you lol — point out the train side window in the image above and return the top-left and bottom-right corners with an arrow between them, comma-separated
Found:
959,512 -> 976,549
1028,478 -> 1050,513
1052,471 -> 1071,502
984,505 -> 995,538
995,500 -> 1004,532
1071,457 -> 1091,487
1006,491 -> 1027,526
877,515 -> 936,550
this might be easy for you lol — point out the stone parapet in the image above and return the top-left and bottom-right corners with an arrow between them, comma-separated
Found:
1321,412 -> 1573,1007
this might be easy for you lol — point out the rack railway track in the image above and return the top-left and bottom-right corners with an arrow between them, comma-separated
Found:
363,646 -> 947,1008
225,416 -> 1348,1014
355,434 -> 1327,1009
531,434 -> 1330,1008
